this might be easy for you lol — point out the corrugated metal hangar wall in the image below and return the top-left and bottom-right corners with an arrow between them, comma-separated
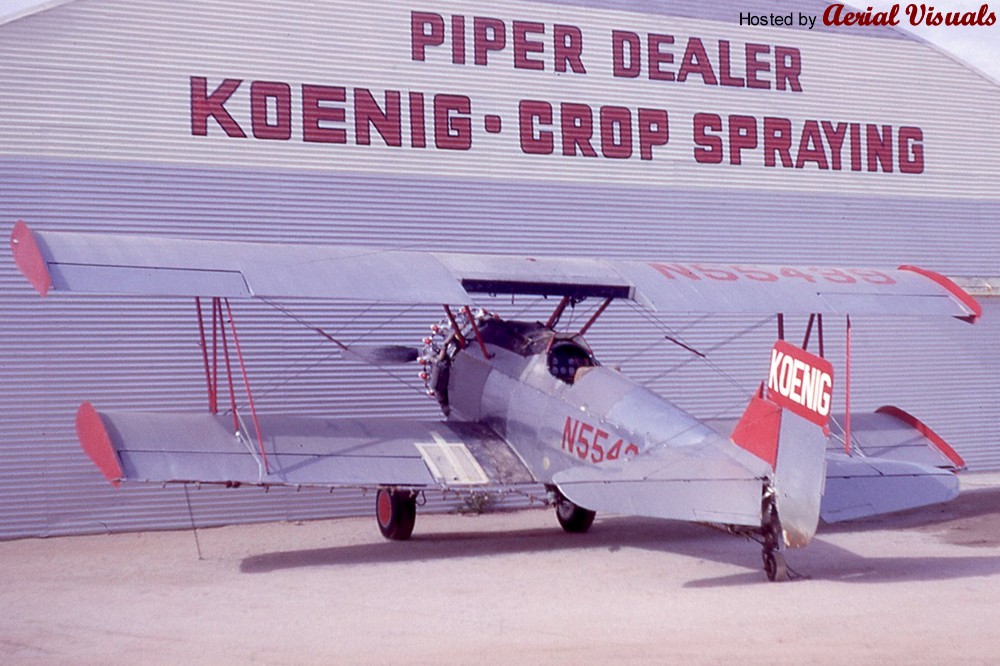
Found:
1,0 -> 998,539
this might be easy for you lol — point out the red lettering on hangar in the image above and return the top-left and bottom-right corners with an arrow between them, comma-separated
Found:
411,11 -> 587,73
409,12 -> 802,95
190,77 -> 474,150
611,31 -> 802,92
519,101 -> 668,160
692,114 -> 924,174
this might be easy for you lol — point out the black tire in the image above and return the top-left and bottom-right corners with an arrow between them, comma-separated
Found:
555,496 -> 596,534
376,488 -> 416,541
763,550 -> 788,582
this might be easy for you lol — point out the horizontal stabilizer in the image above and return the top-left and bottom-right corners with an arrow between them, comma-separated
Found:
552,435 -> 770,528
820,405 -> 963,522
828,406 -> 965,470
76,404 -> 534,489
821,456 -> 959,522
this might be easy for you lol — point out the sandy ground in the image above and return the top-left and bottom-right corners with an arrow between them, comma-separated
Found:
3,475 -> 1000,665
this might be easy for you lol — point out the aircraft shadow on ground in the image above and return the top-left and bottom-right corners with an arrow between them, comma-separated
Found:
239,515 -> 754,574
819,485 -> 1000,536
686,540 -> 1000,588
688,485 -> 1000,587
240,486 -> 1000,585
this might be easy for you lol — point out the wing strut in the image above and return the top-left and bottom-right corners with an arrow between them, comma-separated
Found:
800,313 -> 826,357
844,315 -> 852,455
801,314 -> 815,351
224,298 -> 268,473
546,296 -> 571,329
462,306 -> 492,359
817,314 -> 825,357
195,297 -> 218,414
442,305 -> 467,349
194,296 -> 269,474
578,297 -> 612,335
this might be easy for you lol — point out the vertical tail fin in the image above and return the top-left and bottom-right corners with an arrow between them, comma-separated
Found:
731,341 -> 833,548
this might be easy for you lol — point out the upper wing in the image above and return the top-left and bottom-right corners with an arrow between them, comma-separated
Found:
11,221 -> 980,320
77,403 -> 535,489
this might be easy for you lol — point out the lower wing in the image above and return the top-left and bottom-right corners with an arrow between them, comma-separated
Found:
77,402 -> 535,490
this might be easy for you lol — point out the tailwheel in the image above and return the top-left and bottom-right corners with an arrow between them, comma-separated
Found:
763,549 -> 788,582
555,494 -> 596,534
761,492 -> 789,582
376,488 -> 416,541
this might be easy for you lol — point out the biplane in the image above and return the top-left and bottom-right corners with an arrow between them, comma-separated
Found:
10,220 -> 980,581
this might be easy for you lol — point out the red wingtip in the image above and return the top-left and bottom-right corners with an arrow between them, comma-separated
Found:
75,402 -> 124,487
898,264 -> 982,324
10,221 -> 52,297
876,405 -> 967,470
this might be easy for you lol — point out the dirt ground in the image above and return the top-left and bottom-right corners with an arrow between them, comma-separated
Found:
3,474 -> 1000,665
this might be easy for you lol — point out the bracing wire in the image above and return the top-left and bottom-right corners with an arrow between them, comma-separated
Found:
623,301 -> 774,396
224,298 -> 431,406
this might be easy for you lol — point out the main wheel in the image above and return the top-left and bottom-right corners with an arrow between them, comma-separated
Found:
376,488 -> 416,541
555,496 -> 596,534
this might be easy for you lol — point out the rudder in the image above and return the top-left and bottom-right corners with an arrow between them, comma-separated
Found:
731,341 -> 833,548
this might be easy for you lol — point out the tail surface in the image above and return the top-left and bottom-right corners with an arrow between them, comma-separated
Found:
732,341 -> 833,548
820,405 -> 962,522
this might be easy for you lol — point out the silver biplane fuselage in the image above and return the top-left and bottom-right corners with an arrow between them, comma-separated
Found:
423,316 -> 776,540
440,318 -> 728,481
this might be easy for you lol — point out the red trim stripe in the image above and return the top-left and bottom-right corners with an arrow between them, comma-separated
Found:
898,264 -> 982,323
876,405 -> 966,470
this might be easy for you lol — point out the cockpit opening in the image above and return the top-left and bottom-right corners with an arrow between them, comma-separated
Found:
547,341 -> 594,384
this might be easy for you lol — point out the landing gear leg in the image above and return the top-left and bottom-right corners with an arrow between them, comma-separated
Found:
376,488 -> 417,541
761,493 -> 789,582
